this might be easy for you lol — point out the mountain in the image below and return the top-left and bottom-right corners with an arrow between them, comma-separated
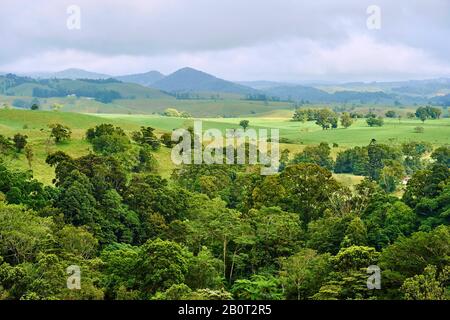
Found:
265,85 -> 331,102
152,67 -> 257,95
24,68 -> 112,80
115,71 -> 165,87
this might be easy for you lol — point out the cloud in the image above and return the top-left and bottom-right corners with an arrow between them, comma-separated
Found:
0,0 -> 449,81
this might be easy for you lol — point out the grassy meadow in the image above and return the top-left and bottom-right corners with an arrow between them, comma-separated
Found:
1,108 -> 449,185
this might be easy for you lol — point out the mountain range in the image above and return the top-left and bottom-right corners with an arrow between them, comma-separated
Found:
1,67 -> 449,107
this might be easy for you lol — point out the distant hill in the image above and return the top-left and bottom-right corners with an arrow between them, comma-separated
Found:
0,73 -> 172,103
265,85 -> 330,102
317,78 -> 450,97
152,67 -> 257,95
264,85 -> 426,104
115,71 -> 165,87
237,81 -> 294,90
25,68 -> 112,80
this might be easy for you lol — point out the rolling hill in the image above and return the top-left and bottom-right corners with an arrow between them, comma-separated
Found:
0,74 -> 172,102
115,71 -> 165,86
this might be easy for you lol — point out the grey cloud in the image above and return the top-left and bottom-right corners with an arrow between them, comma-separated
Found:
0,0 -> 449,81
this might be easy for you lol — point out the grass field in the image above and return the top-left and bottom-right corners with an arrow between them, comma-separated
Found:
97,113 -> 450,147
1,108 -> 449,185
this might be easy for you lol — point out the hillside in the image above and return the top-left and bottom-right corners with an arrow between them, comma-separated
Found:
0,74 -> 173,102
152,67 -> 257,95
24,68 -> 112,80
116,71 -> 165,86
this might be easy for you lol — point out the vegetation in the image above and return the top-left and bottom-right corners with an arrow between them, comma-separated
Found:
0,107 -> 449,300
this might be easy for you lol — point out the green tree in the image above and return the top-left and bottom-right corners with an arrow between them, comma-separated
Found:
239,120 -> 250,130
385,110 -> 397,118
340,112 -> 353,128
49,123 -> 71,143
431,146 -> 450,168
231,274 -> 283,300
12,133 -> 28,152
340,217 -> 368,248
132,126 -> 161,150
279,249 -> 331,300
292,142 -> 334,170
0,203 -> 54,264
366,117 -> 384,127
136,238 -> 190,295
315,109 -> 338,130
401,265 -> 450,300
56,170 -> 97,226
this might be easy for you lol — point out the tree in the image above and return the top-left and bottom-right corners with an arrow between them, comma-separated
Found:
401,141 -> 432,174
334,146 -> 369,175
56,170 -> 97,226
385,110 -> 397,118
12,133 -> 28,152
239,120 -> 250,130
24,145 -> 34,169
312,246 -> 380,300
57,225 -> 98,259
380,226 -> 450,280
136,238 -> 190,295
249,207 -> 304,268
0,203 -> 54,264
0,134 -> 14,156
292,109 -> 309,122
160,132 -> 175,148
100,243 -> 140,299
279,249 -> 331,300
163,108 -> 181,117
315,109 -> 338,130
291,142 -> 334,170
185,247 -> 223,290
87,124 -> 131,155
415,106 -> 441,123
135,145 -> 158,173
340,112 -> 353,128
366,117 -> 384,127
340,217 -> 368,248
378,160 -> 405,192
279,164 -> 342,224
30,103 -> 39,111
49,123 -> 71,143
431,146 -> 450,168
231,274 -> 283,300
132,126 -> 161,150
401,265 -> 450,300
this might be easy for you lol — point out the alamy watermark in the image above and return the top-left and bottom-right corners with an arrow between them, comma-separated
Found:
67,5 -> 81,30
170,121 -> 280,175
67,265 -> 81,290
367,265 -> 381,290
366,5 -> 381,30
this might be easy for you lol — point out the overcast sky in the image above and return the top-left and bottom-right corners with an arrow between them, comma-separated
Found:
1,0 -> 449,82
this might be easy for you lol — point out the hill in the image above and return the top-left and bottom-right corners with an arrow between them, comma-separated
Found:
116,71 -> 165,86
0,74 -> 173,103
24,68 -> 112,80
152,67 -> 257,95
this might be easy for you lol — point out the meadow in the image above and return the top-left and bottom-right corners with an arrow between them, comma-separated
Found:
1,108 -> 449,185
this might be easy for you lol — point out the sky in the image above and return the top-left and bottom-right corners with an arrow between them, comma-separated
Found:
1,0 -> 449,82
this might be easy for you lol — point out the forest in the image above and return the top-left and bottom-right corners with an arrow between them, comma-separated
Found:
0,118 -> 449,300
